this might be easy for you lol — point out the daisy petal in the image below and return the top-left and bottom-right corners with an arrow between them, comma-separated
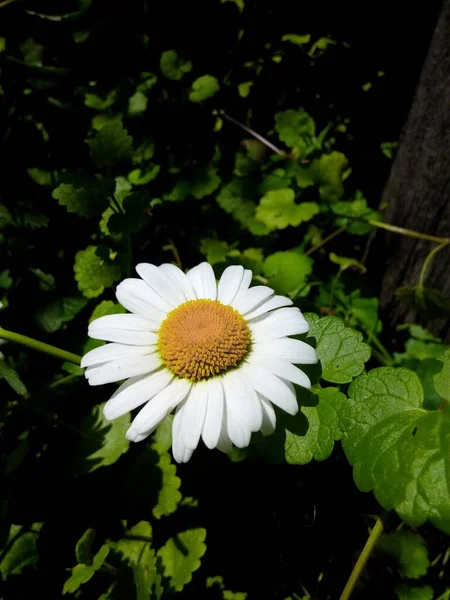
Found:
250,307 -> 309,340
116,278 -> 170,319
222,371 -> 253,448
172,400 -> 195,463
103,368 -> 173,420
85,354 -> 161,386
216,418 -> 233,454
88,315 -> 158,345
136,263 -> 186,307
241,363 -> 299,415
202,378 -> 224,449
252,338 -> 317,364
127,378 -> 192,440
81,342 -> 156,368
245,295 -> 293,321
159,263 -> 197,301
186,262 -> 217,300
234,286 -> 274,315
229,269 -> 252,310
247,355 -> 311,389
181,382 -> 208,450
217,265 -> 244,305
260,396 -> 277,436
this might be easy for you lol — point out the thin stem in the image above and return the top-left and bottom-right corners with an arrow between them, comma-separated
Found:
0,0 -> 18,8
339,516 -> 385,600
371,347 -> 390,366
220,111 -> 290,158
49,372 -> 81,389
418,241 -> 449,290
368,220 -> 450,244
305,227 -> 346,256
168,238 -> 183,270
0,328 -> 81,365
16,399 -> 87,437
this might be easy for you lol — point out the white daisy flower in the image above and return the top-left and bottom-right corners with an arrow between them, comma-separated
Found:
81,262 -> 317,463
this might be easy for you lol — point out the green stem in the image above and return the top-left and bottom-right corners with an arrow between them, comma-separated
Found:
0,328 -> 81,365
49,372 -> 81,389
339,516 -> 385,600
371,347 -> 390,366
368,220 -> 450,244
305,227 -> 347,256
418,241 -> 449,290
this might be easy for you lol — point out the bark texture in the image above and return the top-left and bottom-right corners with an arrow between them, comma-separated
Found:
379,0 -> 450,341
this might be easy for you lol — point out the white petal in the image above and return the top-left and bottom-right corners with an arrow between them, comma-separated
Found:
234,286 -> 274,315
181,382 -> 208,450
229,269 -> 252,310
127,378 -> 192,439
246,355 -> 311,389
103,368 -> 173,420
89,314 -> 156,332
85,354 -> 161,386
222,371 -> 254,448
251,338 -> 317,364
159,263 -> 197,301
201,377 -> 224,449
245,295 -> 293,321
240,363 -> 299,415
88,321 -> 158,346
136,263 -> 186,307
172,400 -> 194,463
250,307 -> 309,340
116,279 -> 169,319
186,262 -> 217,300
81,342 -> 156,368
217,265 -> 244,305
216,418 -> 233,454
259,396 -> 277,436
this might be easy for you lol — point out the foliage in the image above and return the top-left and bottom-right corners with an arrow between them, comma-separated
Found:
1,3 -> 449,600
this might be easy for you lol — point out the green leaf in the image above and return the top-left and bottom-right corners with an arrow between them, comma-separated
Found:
35,296 -> 88,333
332,193 -> 380,234
128,91 -> 148,116
285,386 -> 345,464
84,89 -> 117,110
27,167 -> 53,185
238,81 -> 253,97
305,314 -> 371,383
0,269 -> 12,289
281,34 -> 311,46
275,109 -> 315,153
112,521 -> 162,600
256,189 -> 319,231
157,529 -> 207,592
74,402 -> 130,473
395,585 -> 434,600
151,442 -> 182,519
74,246 -> 122,298
217,180 -> 270,236
108,191 -> 150,235
296,151 -> 348,202
434,348 -> 450,400
329,252 -> 366,273
0,359 -> 27,395
0,204 -> 13,228
340,367 -> 450,533
63,545 -> 109,594
0,524 -> 41,578
191,166 -> 221,199
75,529 -> 96,564
153,415 -> 173,451
160,49 -> 192,80
263,251 -> 313,295
87,121 -> 134,168
200,238 -> 230,265
376,531 -> 429,578
30,268 -> 55,291
189,75 -> 220,102
21,211 -> 49,229
89,300 -> 126,323
128,165 -> 160,186
52,174 -> 112,218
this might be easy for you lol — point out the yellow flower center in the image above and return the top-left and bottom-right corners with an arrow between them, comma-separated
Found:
158,299 -> 251,381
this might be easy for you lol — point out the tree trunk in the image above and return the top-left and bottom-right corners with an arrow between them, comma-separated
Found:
378,0 -> 450,342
